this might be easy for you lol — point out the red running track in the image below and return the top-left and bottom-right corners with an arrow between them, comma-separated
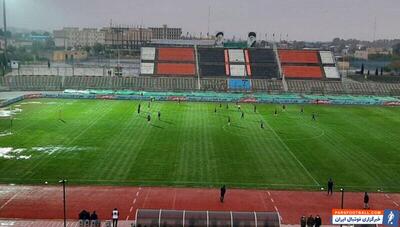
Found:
0,185 -> 399,224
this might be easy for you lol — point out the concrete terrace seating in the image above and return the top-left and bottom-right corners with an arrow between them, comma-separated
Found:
250,64 -> 279,79
198,48 -> 225,63
154,48 -> 196,77
278,50 -> 319,64
4,75 -> 62,91
287,80 -> 345,94
200,78 -> 228,91
199,64 -> 226,77
283,66 -> 323,79
198,48 -> 226,78
252,79 -> 284,93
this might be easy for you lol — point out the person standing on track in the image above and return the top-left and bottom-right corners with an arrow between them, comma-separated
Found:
315,215 -> 322,227
327,178 -> 334,195
306,215 -> 315,227
220,185 -> 226,202
112,208 -> 119,227
364,192 -> 369,209
300,216 -> 307,227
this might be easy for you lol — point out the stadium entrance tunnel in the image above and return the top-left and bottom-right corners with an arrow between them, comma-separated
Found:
135,209 -> 281,227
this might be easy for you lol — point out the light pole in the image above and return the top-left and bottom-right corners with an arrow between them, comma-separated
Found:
340,188 -> 344,209
59,179 -> 67,227
3,0 -> 8,71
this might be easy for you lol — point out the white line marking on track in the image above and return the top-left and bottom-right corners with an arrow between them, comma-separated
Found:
393,201 -> 399,207
130,206 -> 133,212
274,206 -> 278,212
0,192 -> 19,210
139,187 -> 142,190
385,194 -> 390,199
267,191 -> 271,196
136,191 -> 139,196
133,198 -> 137,204
126,215 -> 130,221
271,198 -> 275,203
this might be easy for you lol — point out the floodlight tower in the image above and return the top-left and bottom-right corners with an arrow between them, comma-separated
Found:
3,0 -> 7,64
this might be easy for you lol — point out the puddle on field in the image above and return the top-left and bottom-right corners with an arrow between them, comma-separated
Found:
0,147 -> 30,160
0,146 -> 89,160
0,131 -> 12,137
0,108 -> 22,117
20,101 -> 42,105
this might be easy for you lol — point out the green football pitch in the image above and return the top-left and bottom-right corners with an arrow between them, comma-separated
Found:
0,98 -> 399,191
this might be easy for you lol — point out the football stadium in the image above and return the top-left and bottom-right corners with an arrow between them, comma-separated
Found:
1,1 -> 400,227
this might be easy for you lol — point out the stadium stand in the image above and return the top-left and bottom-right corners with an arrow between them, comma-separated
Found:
158,47 -> 195,62
199,64 -> 226,77
319,51 -> 335,64
283,66 -> 323,79
141,47 -> 156,61
252,79 -> 284,93
229,65 -> 247,77
278,50 -> 319,64
2,74 -> 400,95
198,48 -> 225,63
140,62 -> 155,75
250,64 -> 279,79
156,63 -> 196,76
287,80 -> 345,94
248,49 -> 277,63
247,49 -> 280,79
228,49 -> 245,63
200,78 -> 228,91
323,66 -> 340,79
198,48 -> 226,77
5,75 -> 62,90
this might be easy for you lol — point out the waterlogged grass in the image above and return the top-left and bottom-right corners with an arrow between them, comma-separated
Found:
0,98 -> 399,192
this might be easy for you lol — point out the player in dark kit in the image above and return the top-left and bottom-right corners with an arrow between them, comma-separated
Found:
312,113 -> 316,121
282,104 -> 286,111
158,111 -> 161,120
241,112 -> 244,119
137,104 -> 141,114
274,109 -> 278,116
220,185 -> 226,202
327,178 -> 334,195
300,106 -> 304,113
228,116 -> 231,126
215,107 -> 217,113
254,105 -> 256,113
147,114 -> 151,124
260,120 -> 264,129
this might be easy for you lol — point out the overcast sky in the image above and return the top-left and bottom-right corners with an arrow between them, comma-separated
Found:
5,0 -> 400,41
